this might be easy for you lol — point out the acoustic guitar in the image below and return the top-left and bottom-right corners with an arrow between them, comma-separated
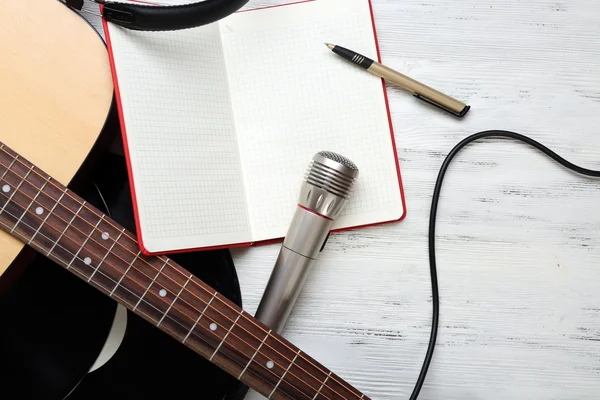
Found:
0,1 -> 369,399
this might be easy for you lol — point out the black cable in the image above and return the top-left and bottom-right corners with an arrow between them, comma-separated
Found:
412,130 -> 600,400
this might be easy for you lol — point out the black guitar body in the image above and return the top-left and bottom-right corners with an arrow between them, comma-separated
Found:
0,132 -> 243,400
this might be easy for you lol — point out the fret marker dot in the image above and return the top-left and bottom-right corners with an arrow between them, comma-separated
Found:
159,289 -> 167,297
2,185 -> 9,193
84,257 -> 92,265
266,361 -> 274,369
209,323 -> 217,331
101,232 -> 109,240
35,206 -> 44,215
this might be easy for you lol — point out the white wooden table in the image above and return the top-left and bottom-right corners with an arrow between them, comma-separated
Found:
84,1 -> 600,398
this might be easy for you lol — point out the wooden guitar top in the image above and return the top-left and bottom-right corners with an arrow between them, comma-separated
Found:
0,0 -> 113,276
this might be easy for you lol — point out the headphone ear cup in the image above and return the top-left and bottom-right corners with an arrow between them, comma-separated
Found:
102,0 -> 249,31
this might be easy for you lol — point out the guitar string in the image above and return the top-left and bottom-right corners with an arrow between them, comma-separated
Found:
0,152 -> 355,400
0,190 -> 322,400
0,145 -> 363,399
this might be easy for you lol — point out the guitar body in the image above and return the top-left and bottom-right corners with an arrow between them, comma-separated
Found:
0,0 -> 113,276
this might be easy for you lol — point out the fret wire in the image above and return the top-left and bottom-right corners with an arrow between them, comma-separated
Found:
239,329 -> 272,380
312,371 -> 332,400
0,154 -> 18,182
133,259 -> 168,312
0,194 -> 325,400
183,290 -> 217,344
47,201 -> 85,256
0,211 -> 37,244
157,273 -> 192,327
29,189 -> 64,245
66,215 -> 103,270
10,177 -> 48,233
110,247 -> 138,296
0,166 -> 32,215
210,312 -> 242,362
89,225 -> 125,283
0,165 -> 359,400
269,350 -> 302,399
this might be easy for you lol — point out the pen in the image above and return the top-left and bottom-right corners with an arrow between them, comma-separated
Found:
325,43 -> 470,117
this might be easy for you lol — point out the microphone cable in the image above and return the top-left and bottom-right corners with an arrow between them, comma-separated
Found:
411,130 -> 600,400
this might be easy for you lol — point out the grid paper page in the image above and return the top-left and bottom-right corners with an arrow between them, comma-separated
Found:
107,23 -> 252,253
220,0 -> 404,241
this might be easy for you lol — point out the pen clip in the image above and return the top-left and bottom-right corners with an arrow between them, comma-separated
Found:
413,94 -> 470,118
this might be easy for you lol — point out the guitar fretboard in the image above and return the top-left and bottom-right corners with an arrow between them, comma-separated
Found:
0,142 -> 369,400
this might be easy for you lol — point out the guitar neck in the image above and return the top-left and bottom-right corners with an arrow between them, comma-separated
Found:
0,142 -> 369,400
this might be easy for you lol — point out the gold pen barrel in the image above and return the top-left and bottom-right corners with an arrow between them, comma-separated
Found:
368,62 -> 468,116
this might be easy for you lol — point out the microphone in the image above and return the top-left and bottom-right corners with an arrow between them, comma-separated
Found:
225,151 -> 359,400
255,151 -> 359,333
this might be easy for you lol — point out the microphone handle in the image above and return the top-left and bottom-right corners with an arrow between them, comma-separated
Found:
225,208 -> 333,400
255,206 -> 333,333
255,248 -> 316,333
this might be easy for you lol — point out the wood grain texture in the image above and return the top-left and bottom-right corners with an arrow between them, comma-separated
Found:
82,1 -> 600,399
0,0 -> 113,275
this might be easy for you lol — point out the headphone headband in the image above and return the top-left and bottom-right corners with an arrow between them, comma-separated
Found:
103,0 -> 250,31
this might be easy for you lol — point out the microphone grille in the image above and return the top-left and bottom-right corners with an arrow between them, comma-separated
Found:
317,151 -> 359,172
305,151 -> 359,199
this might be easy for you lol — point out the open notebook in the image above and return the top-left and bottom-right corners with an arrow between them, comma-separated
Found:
103,0 -> 405,255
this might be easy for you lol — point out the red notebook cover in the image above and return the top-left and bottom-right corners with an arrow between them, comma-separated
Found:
102,0 -> 406,256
